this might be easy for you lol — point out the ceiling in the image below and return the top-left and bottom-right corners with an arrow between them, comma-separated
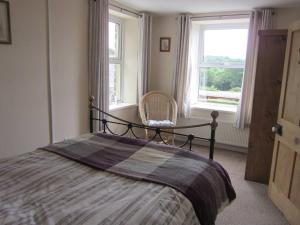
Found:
114,0 -> 300,14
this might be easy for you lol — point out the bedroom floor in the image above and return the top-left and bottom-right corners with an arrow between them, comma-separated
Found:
194,147 -> 289,225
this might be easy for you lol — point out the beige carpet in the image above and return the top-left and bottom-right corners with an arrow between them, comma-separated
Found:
194,147 -> 289,225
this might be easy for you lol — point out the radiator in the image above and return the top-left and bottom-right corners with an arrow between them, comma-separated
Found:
176,117 -> 249,150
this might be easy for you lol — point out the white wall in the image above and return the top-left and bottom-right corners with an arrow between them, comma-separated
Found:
0,0 -> 50,158
109,106 -> 143,136
49,0 -> 89,142
275,7 -> 300,29
150,16 -> 178,96
0,0 -> 89,158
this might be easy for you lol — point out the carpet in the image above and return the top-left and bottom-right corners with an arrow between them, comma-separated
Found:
194,147 -> 289,225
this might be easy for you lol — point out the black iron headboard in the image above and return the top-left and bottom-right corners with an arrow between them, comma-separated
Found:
88,96 -> 219,160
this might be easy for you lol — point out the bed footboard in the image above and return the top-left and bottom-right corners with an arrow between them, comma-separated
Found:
88,96 -> 219,160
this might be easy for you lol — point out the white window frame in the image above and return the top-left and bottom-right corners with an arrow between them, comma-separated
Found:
195,21 -> 249,112
109,16 -> 124,105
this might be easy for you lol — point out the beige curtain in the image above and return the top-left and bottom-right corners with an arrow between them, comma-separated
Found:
173,15 -> 192,117
138,13 -> 152,101
88,0 -> 109,131
261,9 -> 275,29
234,8 -> 275,129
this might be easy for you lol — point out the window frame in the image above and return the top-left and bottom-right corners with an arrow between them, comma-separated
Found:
195,21 -> 249,112
109,16 -> 124,105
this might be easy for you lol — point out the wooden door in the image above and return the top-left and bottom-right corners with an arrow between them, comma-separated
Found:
268,21 -> 300,225
245,30 -> 287,184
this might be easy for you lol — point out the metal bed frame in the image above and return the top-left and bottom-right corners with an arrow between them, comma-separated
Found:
89,96 -> 219,160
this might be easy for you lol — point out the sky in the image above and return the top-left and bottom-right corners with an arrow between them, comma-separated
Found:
109,22 -> 118,56
204,29 -> 249,60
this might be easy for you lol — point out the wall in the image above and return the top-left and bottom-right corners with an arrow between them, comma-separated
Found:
49,0 -> 89,142
275,8 -> 300,29
0,0 -> 50,158
0,0 -> 89,158
109,106 -> 143,137
150,16 -> 178,96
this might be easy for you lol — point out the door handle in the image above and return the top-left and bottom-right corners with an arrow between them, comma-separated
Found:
272,124 -> 283,136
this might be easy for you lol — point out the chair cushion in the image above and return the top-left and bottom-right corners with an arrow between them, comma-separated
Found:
146,120 -> 175,127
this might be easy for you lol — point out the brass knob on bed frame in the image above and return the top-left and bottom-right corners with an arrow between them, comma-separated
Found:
88,96 -> 95,108
211,111 -> 219,119
89,96 -> 95,102
211,111 -> 219,129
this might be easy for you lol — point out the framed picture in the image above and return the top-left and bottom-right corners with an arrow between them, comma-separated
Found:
160,37 -> 171,52
0,0 -> 11,44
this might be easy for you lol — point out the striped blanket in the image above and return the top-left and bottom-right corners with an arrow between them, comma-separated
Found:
0,149 -> 200,225
43,133 -> 236,225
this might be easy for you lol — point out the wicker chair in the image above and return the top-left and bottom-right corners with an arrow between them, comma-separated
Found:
139,91 -> 178,143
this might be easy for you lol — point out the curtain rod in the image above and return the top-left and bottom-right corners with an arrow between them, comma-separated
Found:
109,3 -> 142,17
191,12 -> 251,19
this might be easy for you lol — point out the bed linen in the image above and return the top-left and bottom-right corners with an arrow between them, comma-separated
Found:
43,133 -> 235,225
0,133 -> 235,225
0,149 -> 199,225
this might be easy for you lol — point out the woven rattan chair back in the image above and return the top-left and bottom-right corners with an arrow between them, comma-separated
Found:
139,91 -> 177,125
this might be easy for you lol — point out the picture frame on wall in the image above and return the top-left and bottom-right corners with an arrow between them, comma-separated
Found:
0,0 -> 12,44
160,37 -> 171,52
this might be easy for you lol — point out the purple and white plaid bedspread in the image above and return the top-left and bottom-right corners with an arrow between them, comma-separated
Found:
42,133 -> 236,225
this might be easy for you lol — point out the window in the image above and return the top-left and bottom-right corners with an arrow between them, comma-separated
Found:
108,12 -> 139,108
191,18 -> 249,112
109,19 -> 123,105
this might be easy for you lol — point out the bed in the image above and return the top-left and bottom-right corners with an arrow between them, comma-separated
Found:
0,97 -> 236,225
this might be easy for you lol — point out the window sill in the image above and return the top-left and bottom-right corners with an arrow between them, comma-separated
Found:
109,103 -> 137,112
189,103 -> 237,123
191,103 -> 237,113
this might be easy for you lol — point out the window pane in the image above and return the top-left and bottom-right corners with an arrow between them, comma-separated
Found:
109,22 -> 120,59
198,67 -> 243,110
109,63 -> 122,105
203,29 -> 248,64
193,25 -> 249,112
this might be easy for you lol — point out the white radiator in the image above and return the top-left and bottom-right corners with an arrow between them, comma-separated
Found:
176,117 -> 249,151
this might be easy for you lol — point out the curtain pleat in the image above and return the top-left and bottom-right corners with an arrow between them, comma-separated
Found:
234,8 -> 275,129
173,15 -> 192,118
138,13 -> 152,102
88,0 -> 109,131
261,8 -> 274,29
